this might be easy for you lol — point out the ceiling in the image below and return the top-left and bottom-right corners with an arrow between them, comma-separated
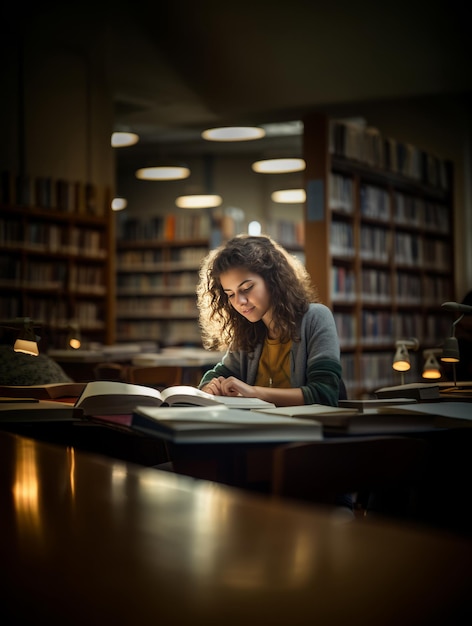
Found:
106,0 -> 472,163
9,1 -> 472,164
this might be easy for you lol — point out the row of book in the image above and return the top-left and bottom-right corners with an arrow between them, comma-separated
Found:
394,194 -> 450,233
117,296 -> 198,317
330,222 -> 451,270
117,214 -> 212,242
117,271 -> 197,291
117,247 -> 206,270
1,171 -> 106,216
329,173 -> 354,213
331,266 -> 452,305
116,320 -> 201,346
1,292 -> 107,336
0,219 -> 106,258
329,120 -> 450,190
265,220 -> 305,248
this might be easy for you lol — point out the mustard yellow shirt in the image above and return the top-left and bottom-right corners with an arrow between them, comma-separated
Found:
255,337 -> 292,388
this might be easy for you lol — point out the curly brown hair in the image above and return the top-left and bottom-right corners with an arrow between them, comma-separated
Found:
196,234 -> 318,351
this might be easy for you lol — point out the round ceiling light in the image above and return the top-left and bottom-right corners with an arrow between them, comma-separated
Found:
111,197 -> 128,211
202,126 -> 266,142
251,158 -> 306,174
271,189 -> 306,203
136,166 -> 191,181
176,194 -> 223,209
111,132 -> 139,148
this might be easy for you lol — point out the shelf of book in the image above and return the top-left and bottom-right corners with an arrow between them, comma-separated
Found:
0,177 -> 114,349
116,213 -> 212,346
303,113 -> 455,398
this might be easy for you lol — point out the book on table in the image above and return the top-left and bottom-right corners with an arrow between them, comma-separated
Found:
0,399 -> 83,422
130,404 -> 322,443
339,397 -> 417,411
75,381 -> 275,416
374,382 -> 440,400
0,382 -> 87,400
250,404 -> 361,429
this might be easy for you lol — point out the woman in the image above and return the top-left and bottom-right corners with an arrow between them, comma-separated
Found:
196,234 -> 342,407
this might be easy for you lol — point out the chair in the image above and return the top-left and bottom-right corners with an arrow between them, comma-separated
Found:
125,365 -> 183,390
93,362 -> 127,381
272,436 -> 429,520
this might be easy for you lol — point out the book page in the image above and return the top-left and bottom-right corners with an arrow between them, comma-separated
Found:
75,380 -> 163,406
161,385 -> 275,409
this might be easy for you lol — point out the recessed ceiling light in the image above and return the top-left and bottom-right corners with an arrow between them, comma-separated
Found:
251,158 -> 306,174
176,194 -> 223,209
136,166 -> 191,181
111,197 -> 127,211
271,189 -> 306,203
202,126 -> 266,142
111,132 -> 139,148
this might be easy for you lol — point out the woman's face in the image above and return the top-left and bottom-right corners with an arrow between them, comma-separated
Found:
220,267 -> 273,326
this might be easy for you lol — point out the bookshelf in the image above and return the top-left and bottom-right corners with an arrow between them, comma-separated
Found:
116,213 -> 212,346
0,174 -> 115,349
303,113 -> 455,398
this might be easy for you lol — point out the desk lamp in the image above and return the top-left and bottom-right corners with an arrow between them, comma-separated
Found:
0,317 -> 40,356
422,348 -> 442,379
392,337 -> 419,384
440,301 -> 472,386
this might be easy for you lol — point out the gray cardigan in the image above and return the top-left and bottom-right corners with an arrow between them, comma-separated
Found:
199,303 -> 342,406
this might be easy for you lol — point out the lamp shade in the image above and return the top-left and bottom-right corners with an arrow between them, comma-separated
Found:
422,350 -> 442,379
392,337 -> 419,372
13,320 -> 39,356
14,338 -> 39,356
441,337 -> 460,362
392,344 -> 411,372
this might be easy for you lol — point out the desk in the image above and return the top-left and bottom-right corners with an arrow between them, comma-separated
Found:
0,430 -> 471,626
49,346 -> 224,383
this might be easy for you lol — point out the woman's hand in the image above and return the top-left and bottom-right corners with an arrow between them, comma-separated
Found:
202,376 -> 254,397
218,376 -> 256,397
201,376 -> 225,395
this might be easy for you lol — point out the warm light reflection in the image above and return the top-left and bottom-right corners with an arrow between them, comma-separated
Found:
13,439 -> 40,525
221,521 -> 320,590
67,447 -> 76,499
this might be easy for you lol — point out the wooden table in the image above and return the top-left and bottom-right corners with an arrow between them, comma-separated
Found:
0,430 -> 471,625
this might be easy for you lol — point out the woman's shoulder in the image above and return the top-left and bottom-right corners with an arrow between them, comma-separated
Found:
306,302 -> 334,319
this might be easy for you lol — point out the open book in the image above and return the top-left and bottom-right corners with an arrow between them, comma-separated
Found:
75,381 -> 275,416
131,404 -> 322,443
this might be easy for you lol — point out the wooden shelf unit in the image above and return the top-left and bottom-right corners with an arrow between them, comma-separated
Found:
303,113 -> 455,398
116,212 -> 212,346
0,182 -> 115,349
